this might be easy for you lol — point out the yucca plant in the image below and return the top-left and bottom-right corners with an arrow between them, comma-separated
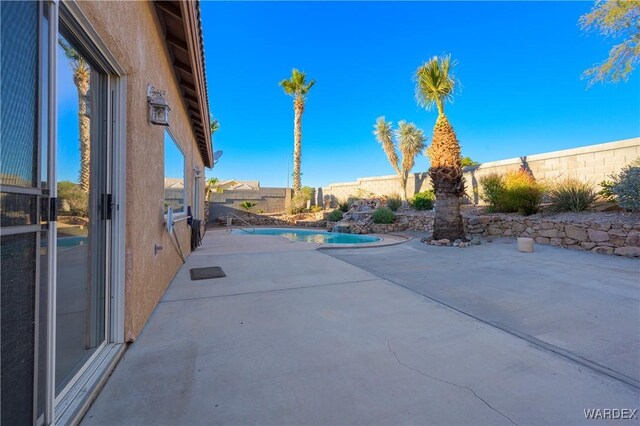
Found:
386,193 -> 402,211
373,117 -> 426,200
280,69 -> 315,194
415,54 -> 465,240
548,178 -> 597,212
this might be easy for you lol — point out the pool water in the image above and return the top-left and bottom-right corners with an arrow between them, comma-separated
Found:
55,236 -> 87,250
231,228 -> 380,244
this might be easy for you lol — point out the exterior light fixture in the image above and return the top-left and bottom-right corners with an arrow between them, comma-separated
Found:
147,84 -> 170,126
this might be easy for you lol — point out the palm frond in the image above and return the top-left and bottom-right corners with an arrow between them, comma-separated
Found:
280,68 -> 315,99
414,54 -> 457,115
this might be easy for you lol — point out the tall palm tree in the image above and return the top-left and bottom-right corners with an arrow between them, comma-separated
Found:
279,69 -> 315,193
415,54 -> 465,240
374,117 -> 426,200
59,38 -> 91,193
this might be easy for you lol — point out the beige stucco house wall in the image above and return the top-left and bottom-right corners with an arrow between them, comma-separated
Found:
76,1 -> 211,340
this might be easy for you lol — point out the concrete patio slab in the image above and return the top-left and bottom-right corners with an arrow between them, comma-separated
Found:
325,235 -> 640,387
82,231 -> 640,425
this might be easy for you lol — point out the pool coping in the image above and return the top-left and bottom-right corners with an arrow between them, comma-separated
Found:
221,226 -> 412,249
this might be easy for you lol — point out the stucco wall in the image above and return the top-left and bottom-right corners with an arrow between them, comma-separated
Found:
322,138 -> 640,204
78,2 -> 206,341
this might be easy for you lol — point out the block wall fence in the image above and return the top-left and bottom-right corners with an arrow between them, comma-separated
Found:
321,138 -> 640,204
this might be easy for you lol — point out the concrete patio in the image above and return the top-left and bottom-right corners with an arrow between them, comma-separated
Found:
82,229 -> 640,425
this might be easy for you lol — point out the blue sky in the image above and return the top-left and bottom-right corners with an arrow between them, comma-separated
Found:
55,2 -> 639,188
201,1 -> 639,188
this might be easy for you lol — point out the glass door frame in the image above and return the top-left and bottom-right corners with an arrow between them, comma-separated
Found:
39,1 -> 127,424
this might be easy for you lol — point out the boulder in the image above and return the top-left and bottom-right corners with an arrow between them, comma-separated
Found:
614,246 -> 640,257
587,229 -> 610,242
591,246 -> 614,255
565,225 -> 587,241
625,231 -> 640,247
538,229 -> 558,238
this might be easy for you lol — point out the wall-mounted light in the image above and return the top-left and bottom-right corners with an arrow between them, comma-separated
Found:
193,167 -> 202,179
147,84 -> 170,126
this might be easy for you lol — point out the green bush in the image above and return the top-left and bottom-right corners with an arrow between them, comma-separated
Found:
386,194 -> 402,211
57,181 -> 88,216
290,186 -> 315,213
480,171 -> 543,216
410,190 -> 435,210
598,180 -> 616,202
327,209 -> 343,222
371,207 -> 395,224
547,179 -> 597,212
479,173 -> 504,209
612,164 -> 640,211
239,201 -> 256,211
338,201 -> 350,212
500,171 -> 544,215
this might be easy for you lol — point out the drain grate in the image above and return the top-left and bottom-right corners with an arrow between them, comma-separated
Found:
190,266 -> 226,280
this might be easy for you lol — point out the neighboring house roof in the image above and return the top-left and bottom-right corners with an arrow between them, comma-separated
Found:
214,180 -> 260,191
154,0 -> 213,167
164,177 -> 184,189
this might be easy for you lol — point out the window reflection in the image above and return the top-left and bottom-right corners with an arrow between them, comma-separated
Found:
164,131 -> 185,214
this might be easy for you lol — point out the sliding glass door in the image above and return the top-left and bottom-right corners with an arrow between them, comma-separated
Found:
1,2 -> 121,423
54,28 -> 110,397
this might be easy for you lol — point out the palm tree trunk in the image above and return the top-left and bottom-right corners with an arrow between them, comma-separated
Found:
429,114 -> 465,240
431,188 -> 464,240
74,65 -> 90,193
292,98 -> 303,193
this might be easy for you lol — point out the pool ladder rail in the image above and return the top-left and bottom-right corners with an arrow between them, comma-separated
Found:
225,212 -> 256,234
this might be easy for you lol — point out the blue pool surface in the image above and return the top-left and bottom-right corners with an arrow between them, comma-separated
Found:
231,228 -> 380,244
56,236 -> 87,249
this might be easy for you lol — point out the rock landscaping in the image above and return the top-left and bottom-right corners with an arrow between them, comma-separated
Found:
216,201 -> 640,258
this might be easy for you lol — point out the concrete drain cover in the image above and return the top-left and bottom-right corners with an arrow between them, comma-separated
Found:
190,267 -> 226,280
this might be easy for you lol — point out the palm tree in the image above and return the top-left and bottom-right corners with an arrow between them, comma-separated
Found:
415,54 -> 465,240
373,117 -> 426,200
279,69 -> 315,193
204,177 -> 222,202
210,115 -> 220,135
59,38 -> 91,193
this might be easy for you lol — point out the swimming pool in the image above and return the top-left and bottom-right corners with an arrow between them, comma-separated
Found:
231,228 -> 380,244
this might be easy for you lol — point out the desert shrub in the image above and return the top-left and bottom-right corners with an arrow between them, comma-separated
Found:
612,164 -> 640,211
386,193 -> 402,211
480,171 -> 543,215
327,209 -> 343,222
547,178 -> 597,212
598,180 -> 616,202
371,207 -> 395,224
346,196 -> 359,207
479,173 -> 504,209
239,201 -> 256,211
57,181 -> 88,216
338,201 -> 350,212
290,186 -> 315,213
500,171 -> 544,216
310,205 -> 323,213
410,190 -> 435,210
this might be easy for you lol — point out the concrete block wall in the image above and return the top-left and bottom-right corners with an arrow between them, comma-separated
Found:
209,187 -> 292,220
322,138 -> 640,205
